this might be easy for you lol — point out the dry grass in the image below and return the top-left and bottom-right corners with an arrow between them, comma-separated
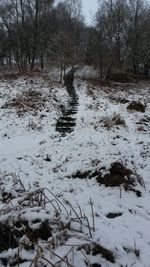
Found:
127,101 -> 146,113
2,90 -> 47,116
0,68 -> 43,80
96,161 -> 144,197
0,175 -> 116,266
69,161 -> 144,197
137,126 -> 146,132
86,78 -> 111,88
109,72 -> 134,83
100,114 -> 126,130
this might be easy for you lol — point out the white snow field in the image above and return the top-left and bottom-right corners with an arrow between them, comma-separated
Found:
0,70 -> 150,267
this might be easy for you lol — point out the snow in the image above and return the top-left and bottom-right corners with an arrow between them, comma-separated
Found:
0,72 -> 150,266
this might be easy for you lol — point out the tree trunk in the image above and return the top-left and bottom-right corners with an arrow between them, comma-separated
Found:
31,1 -> 39,70
40,54 -> 44,69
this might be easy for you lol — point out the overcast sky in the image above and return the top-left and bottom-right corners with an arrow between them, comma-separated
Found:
82,0 -> 98,24
55,0 -> 98,25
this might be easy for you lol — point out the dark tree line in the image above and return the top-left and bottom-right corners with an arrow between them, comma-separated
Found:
92,0 -> 150,78
0,0 -> 150,79
0,0 -> 55,71
0,0 -> 84,75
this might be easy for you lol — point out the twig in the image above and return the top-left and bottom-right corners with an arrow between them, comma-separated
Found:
66,201 -> 82,223
43,193 -> 59,212
45,188 -> 69,216
120,186 -> 122,199
84,215 -> 92,238
16,174 -> 26,192
81,249 -> 92,266
40,256 -> 57,267
77,203 -> 83,217
90,198 -> 95,232
29,252 -> 41,267
17,245 -> 20,267
51,248 -> 74,267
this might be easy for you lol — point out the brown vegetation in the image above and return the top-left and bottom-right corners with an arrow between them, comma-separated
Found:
70,161 -> 144,197
100,114 -> 126,130
109,72 -> 134,83
127,101 -> 146,112
2,90 -> 47,116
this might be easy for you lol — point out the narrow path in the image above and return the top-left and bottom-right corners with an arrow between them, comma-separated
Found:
56,68 -> 79,135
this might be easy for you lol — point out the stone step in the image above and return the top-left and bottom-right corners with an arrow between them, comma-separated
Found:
60,116 -> 76,121
56,127 -> 74,133
64,110 -> 78,115
56,121 -> 76,127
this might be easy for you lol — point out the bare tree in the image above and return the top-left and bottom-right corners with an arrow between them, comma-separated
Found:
0,0 -> 150,77
128,0 -> 147,75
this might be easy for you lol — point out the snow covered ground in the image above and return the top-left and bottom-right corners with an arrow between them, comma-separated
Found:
0,71 -> 150,266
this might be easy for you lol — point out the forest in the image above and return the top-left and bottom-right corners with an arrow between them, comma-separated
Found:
0,0 -> 150,79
